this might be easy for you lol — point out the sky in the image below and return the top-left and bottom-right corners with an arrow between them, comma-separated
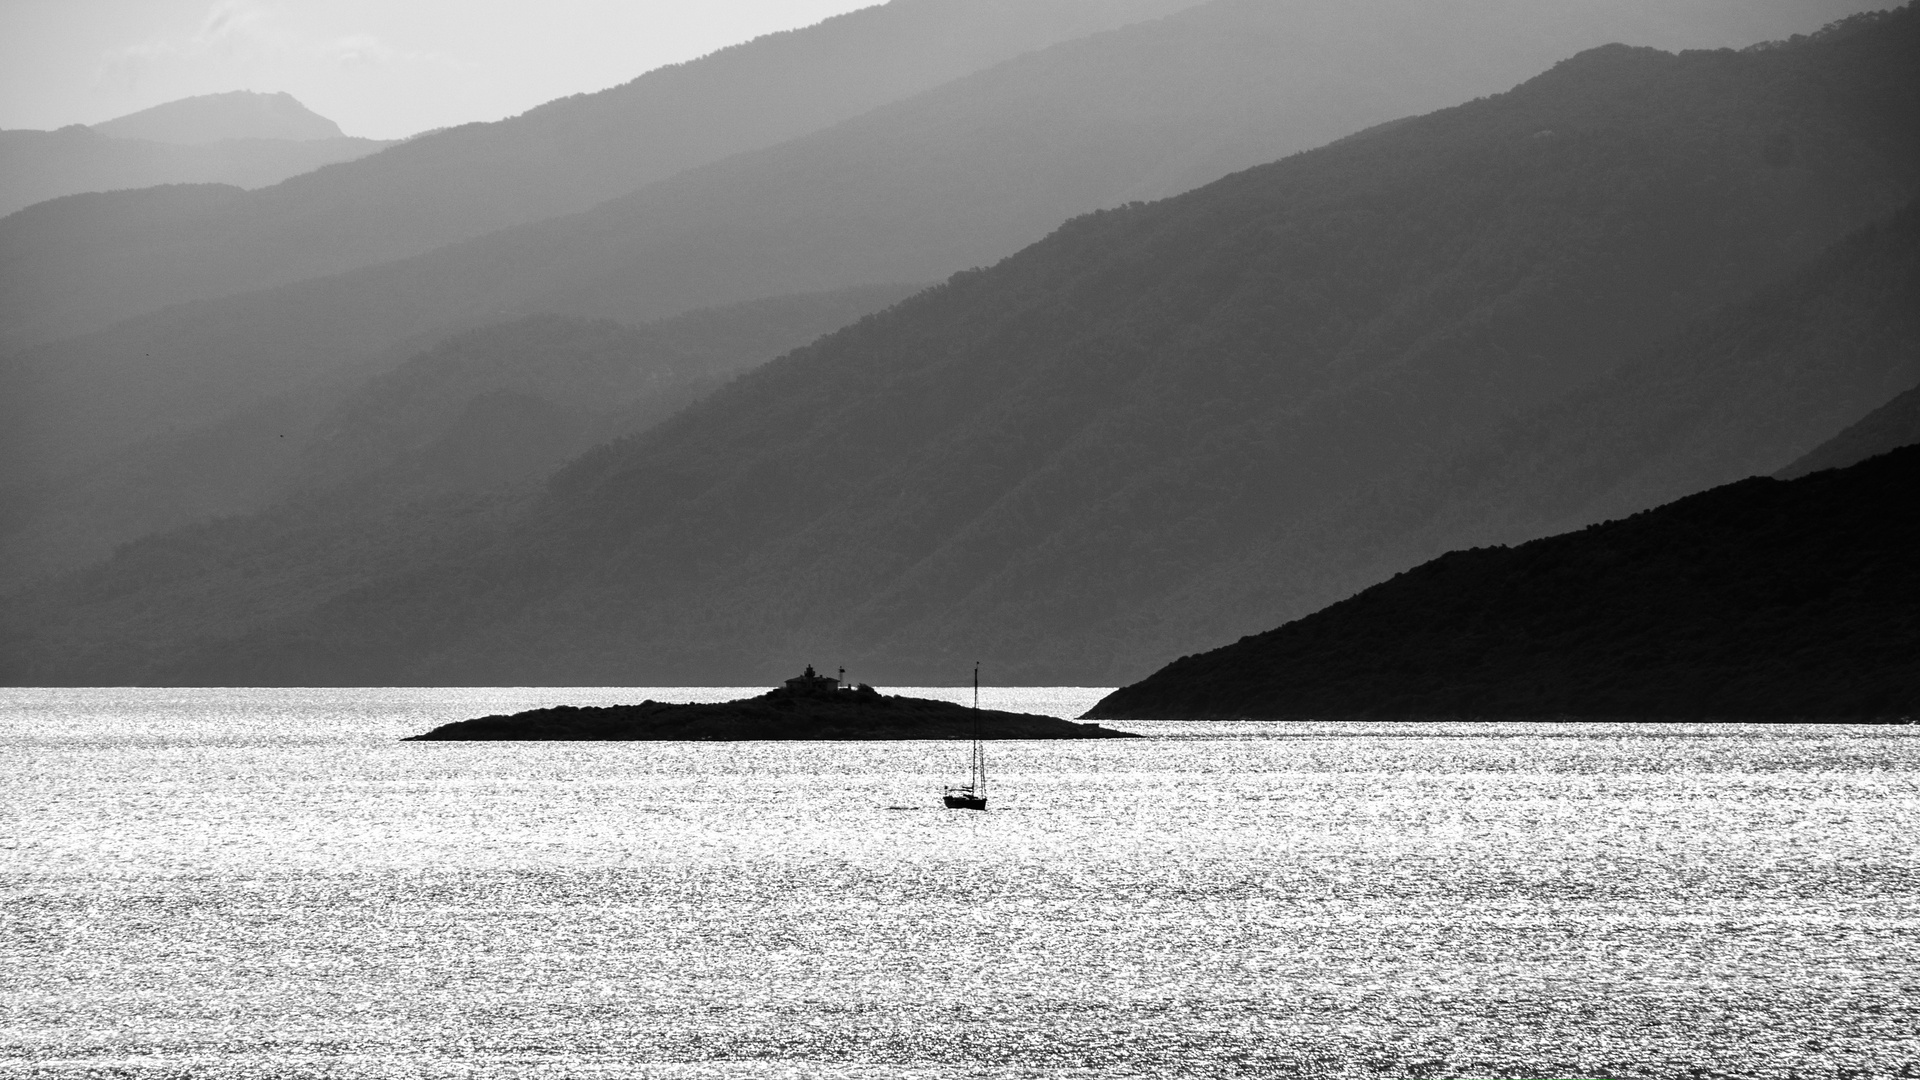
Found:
0,0 -> 883,139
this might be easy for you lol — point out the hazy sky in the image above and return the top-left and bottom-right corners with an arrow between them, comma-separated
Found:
0,0 -> 881,139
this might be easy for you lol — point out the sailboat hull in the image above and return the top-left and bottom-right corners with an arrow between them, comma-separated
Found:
943,793 -> 987,811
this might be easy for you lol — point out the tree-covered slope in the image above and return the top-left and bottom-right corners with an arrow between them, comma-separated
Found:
0,0 -> 1202,351
1207,192 -> 1920,616
0,290 -> 928,680
1085,444 -> 1920,720
8,9 -> 1918,687
0,284 -> 914,593
1450,198 -> 1920,534
287,290 -> 922,500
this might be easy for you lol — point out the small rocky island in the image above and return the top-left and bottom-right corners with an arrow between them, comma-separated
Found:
408,667 -> 1137,741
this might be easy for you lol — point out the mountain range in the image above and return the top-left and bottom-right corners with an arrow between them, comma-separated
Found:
0,0 -> 1206,353
0,133 -> 391,221
11,0 -> 1864,350
0,91 -> 392,219
0,283 -> 916,588
1,0 -> 1890,589
5,6 -> 1914,686
1252,191 -> 1920,601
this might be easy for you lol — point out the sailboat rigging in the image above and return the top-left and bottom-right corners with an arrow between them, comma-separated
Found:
943,663 -> 988,810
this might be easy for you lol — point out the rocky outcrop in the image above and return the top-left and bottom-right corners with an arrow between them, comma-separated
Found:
408,684 -> 1137,740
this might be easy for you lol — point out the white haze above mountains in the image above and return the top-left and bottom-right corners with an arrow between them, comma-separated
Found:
0,0 -> 1908,675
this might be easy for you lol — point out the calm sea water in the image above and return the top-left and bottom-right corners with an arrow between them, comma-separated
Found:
2,688 -> 1916,1079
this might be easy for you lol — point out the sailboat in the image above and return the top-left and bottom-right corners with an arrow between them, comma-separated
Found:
943,663 -> 988,810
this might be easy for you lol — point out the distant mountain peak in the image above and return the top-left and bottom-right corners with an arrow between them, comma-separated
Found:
90,91 -> 346,144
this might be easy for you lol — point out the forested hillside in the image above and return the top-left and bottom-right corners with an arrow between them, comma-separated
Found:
1085,445 -> 1920,720
288,293 -> 923,499
0,287 -> 944,677
5,10 -> 1912,687
1464,200 -> 1920,530
0,285 -> 914,589
1232,194 -> 1920,593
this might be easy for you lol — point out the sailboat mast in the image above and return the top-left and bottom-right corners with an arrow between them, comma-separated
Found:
942,661 -> 989,810
973,662 -> 985,793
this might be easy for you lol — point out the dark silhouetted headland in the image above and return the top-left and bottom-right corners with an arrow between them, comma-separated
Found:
1085,444 -> 1920,722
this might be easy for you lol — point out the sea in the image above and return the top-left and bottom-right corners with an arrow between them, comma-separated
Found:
2,687 -> 1915,1079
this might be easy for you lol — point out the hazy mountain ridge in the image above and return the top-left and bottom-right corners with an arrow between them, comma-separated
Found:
6,0 -> 1883,588
90,91 -> 347,143
1279,193 -> 1920,579
0,488 -> 525,685
1084,444 -> 1920,720
0,128 -> 392,219
0,286 -> 934,680
1778,378 -> 1920,477
291,286 -> 921,498
10,10 -> 1912,686
0,285 -> 916,592
0,0 -> 1205,350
